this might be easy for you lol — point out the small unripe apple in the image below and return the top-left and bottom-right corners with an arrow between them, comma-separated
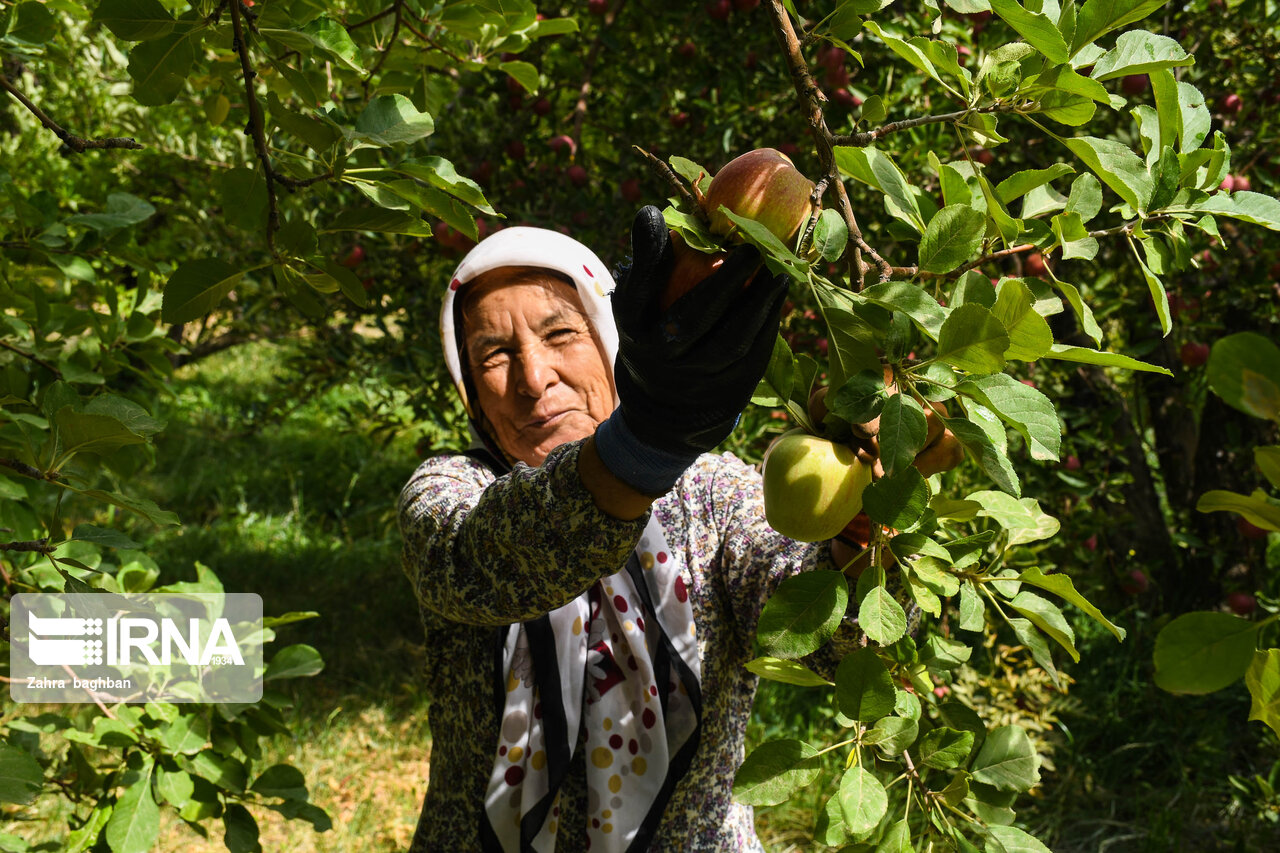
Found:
1121,569 -> 1149,595
707,0 -> 731,21
1238,516 -> 1269,540
1179,341 -> 1210,368
1227,592 -> 1257,615
340,244 -> 365,268
1121,74 -> 1149,95
761,430 -> 875,541
1219,93 -> 1243,114
566,164 -> 588,187
704,148 -> 815,244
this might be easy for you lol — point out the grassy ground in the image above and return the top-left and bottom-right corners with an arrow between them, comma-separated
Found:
10,339 -> 1280,851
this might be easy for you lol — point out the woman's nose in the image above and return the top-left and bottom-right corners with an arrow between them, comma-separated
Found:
515,347 -> 557,395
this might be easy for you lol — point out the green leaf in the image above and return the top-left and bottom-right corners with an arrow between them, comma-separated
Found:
717,208 -> 810,283
989,0 -> 1069,64
732,739 -> 821,806
222,803 -> 260,853
753,335 -> 796,406
127,31 -> 198,106
68,488 -> 179,527
862,466 -> 929,530
959,580 -> 986,631
1045,343 -> 1172,376
54,408 -> 146,456
986,824 -> 1053,853
154,766 -> 194,809
936,304 -> 1010,375
835,146 -> 926,234
499,60 -> 539,93
1018,568 -> 1125,641
93,0 -> 176,42
179,750 -> 247,793
71,524 -> 142,550
268,93 -> 342,153
1246,649 -> 1280,738
917,727 -> 975,770
827,368 -> 886,423
1050,210 -> 1099,260
395,157 -> 498,214
959,374 -> 1060,461
838,765 -> 888,837
745,656 -> 833,687
812,209 -> 849,262
105,760 -> 159,853
943,415 -> 1020,496
7,1 -> 58,44
262,18 -> 364,73
264,644 -> 324,681
991,279 -> 1053,362
250,765 -> 308,801
970,725 -> 1040,792
875,819 -> 912,853
1194,191 -> 1280,233
859,585 -> 908,646
157,713 -> 210,755
67,193 -> 156,232
161,260 -> 244,324
1009,591 -> 1078,661
1196,490 -> 1280,532
996,164 -> 1075,206
352,95 -> 435,146
966,490 -> 1061,544
0,744 -> 43,805
866,716 -> 919,757
1009,614 -> 1062,687
1065,173 -> 1104,224
858,282 -> 946,341
878,395 -> 929,477
1256,447 -> 1280,490
757,570 -> 850,659
1205,332 -> 1280,421
1090,29 -> 1191,81
1061,136 -> 1153,212
323,208 -> 433,237
218,168 -> 269,231
918,204 -> 986,274
836,648 -> 897,723
1154,611 -> 1260,694
1071,0 -> 1171,55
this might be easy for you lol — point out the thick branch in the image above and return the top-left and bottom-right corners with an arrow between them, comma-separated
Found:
0,538 -> 54,554
0,74 -> 142,153
229,0 -> 280,254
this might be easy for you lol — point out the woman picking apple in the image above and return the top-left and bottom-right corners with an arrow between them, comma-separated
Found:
398,186 -> 960,849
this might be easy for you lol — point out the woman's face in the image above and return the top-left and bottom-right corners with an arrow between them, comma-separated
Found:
461,270 -> 615,467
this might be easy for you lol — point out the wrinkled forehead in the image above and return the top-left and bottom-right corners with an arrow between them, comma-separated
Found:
458,267 -> 585,327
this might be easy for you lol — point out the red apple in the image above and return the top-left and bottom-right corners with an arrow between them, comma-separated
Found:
1121,74 -> 1149,95
678,41 -> 697,60
620,177 -> 642,203
1179,341 -> 1210,368
588,0 -> 607,14
707,0 -> 731,20
361,277 -> 374,291
533,97 -> 552,116
505,139 -> 526,160
1121,569 -> 1149,595
661,231 -> 728,311
1023,252 -> 1047,277
506,76 -> 524,95
1219,93 -> 1243,114
1228,592 -> 1257,615
1239,516 -> 1269,540
825,65 -> 850,88
830,88 -> 859,109
1219,174 -> 1236,193
572,210 -> 590,226
548,134 -> 576,156
745,51 -> 758,70
340,244 -> 365,268
1084,534 -> 1098,552
1235,175 -> 1252,192
670,111 -> 691,129
704,147 -> 815,244
970,147 -> 995,166
566,164 -> 588,187
473,159 -> 493,186
1063,455 -> 1082,471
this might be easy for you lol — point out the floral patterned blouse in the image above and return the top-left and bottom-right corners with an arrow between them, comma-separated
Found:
397,437 -> 863,852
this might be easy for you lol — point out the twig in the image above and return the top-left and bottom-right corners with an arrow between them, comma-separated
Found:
229,0 -> 280,254
61,663 -> 116,719
0,339 -> 62,376
765,0 -> 890,285
831,103 -> 1018,148
0,457 -> 62,482
399,18 -> 468,64
347,4 -> 398,30
365,0 -> 406,92
0,538 -> 55,554
0,74 -> 142,153
632,145 -> 705,219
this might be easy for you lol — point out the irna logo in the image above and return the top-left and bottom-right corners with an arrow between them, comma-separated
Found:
27,612 -> 245,667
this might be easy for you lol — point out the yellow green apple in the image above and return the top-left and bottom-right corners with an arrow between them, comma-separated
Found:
761,429 -> 874,542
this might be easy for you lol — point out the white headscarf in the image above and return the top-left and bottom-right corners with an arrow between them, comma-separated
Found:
438,227 -> 703,852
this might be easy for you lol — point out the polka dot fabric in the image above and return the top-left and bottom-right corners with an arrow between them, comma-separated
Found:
398,438 -> 870,852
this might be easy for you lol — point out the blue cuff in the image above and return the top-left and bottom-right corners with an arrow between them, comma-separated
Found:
593,411 -> 700,497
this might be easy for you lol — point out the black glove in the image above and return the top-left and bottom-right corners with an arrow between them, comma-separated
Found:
593,206 -> 789,494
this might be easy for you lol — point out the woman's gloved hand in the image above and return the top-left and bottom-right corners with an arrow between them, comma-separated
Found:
594,205 -> 789,496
